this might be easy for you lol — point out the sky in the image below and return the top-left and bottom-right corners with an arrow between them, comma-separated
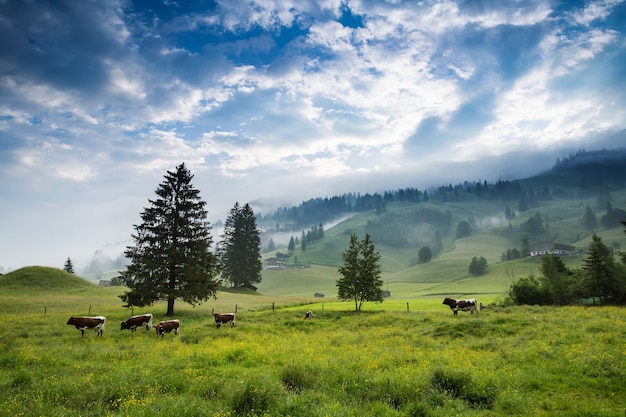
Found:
1,0 -> 625,272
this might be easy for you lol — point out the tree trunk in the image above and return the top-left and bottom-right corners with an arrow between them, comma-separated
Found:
166,294 -> 175,316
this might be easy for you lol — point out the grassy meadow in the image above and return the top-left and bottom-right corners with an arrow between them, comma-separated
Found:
1,268 -> 625,417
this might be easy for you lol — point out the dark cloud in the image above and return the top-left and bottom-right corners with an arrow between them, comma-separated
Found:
0,0 -> 128,95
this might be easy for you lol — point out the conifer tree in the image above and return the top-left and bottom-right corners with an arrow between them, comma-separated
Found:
337,233 -> 383,311
119,163 -> 220,316
581,234 -> 622,303
582,205 -> 597,230
63,257 -> 75,274
521,235 -> 530,257
219,202 -> 262,288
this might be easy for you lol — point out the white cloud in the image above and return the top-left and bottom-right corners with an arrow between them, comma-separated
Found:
105,59 -> 147,100
0,0 -> 624,270
567,0 -> 625,26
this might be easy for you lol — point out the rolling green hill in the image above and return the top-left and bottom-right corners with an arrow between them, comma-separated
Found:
0,266 -> 96,291
257,187 -> 626,301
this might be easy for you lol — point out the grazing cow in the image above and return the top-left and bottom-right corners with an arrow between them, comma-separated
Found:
213,313 -> 235,328
154,320 -> 180,337
66,316 -> 106,337
304,311 -> 315,320
121,313 -> 153,332
442,297 -> 478,316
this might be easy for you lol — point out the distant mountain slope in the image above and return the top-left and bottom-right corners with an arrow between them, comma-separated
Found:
529,148 -> 626,189
259,148 -> 626,235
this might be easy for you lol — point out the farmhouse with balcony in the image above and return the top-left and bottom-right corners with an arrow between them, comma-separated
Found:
265,257 -> 286,269
528,241 -> 576,257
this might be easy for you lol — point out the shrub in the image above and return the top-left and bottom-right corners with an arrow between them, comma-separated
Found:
508,276 -> 546,305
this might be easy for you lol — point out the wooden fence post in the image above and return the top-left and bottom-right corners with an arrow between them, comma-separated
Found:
406,302 -> 410,312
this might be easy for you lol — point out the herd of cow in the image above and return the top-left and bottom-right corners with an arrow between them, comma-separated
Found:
66,312 -> 235,338
65,298 -> 478,337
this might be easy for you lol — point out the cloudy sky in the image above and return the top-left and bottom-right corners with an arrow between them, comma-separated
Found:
1,0 -> 625,272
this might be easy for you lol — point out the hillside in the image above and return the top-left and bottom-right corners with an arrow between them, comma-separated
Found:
0,266 -> 96,292
257,182 -> 626,300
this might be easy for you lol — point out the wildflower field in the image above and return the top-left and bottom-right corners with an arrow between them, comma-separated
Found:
0,286 -> 624,417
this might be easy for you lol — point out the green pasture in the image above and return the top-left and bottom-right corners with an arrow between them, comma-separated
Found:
1,268 -> 625,417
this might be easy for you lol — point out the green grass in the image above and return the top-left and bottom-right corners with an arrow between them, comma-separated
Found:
1,268 -> 625,416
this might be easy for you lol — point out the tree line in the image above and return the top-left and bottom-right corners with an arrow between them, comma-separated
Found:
258,149 -> 626,233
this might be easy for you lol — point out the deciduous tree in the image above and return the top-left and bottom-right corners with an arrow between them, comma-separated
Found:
418,246 -> 432,264
468,256 -> 488,276
455,221 -> 471,239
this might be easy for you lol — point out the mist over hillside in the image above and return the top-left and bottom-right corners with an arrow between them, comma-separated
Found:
256,147 -> 626,231
70,147 -> 626,283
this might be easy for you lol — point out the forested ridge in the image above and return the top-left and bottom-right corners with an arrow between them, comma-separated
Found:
259,148 -> 626,233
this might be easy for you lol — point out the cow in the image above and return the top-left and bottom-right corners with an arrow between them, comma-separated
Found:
121,313 -> 153,332
66,316 -> 106,337
154,319 -> 180,337
213,313 -> 235,328
442,297 -> 478,316
304,311 -> 315,320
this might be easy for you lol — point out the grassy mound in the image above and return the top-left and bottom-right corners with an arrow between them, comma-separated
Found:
0,266 -> 95,292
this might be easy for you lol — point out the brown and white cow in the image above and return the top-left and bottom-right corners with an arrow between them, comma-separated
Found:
121,313 -> 153,332
66,316 -> 106,337
442,297 -> 478,316
304,310 -> 315,320
213,313 -> 235,328
154,319 -> 180,337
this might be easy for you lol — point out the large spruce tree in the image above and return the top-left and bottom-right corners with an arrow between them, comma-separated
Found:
337,233 -> 383,311
119,163 -> 220,316
219,202 -> 262,288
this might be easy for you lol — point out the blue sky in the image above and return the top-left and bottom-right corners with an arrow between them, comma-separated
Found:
1,0 -> 625,271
